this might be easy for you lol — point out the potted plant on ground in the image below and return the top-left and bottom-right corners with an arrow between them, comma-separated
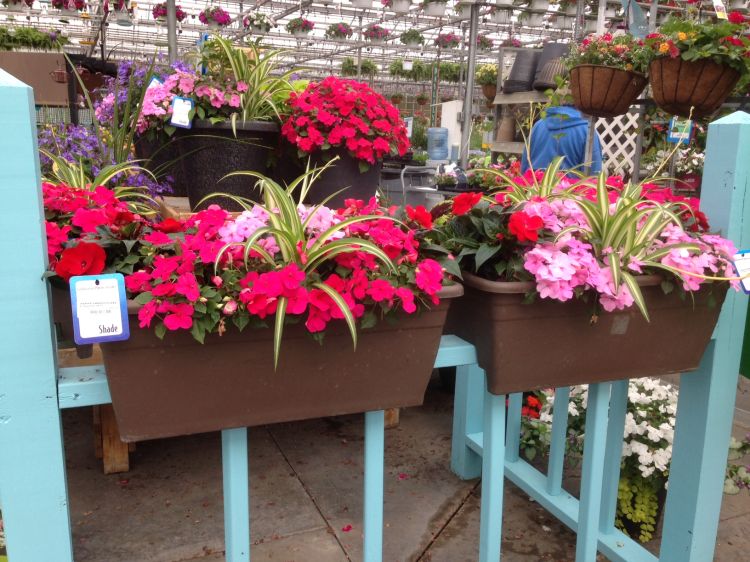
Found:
476,63 -> 498,101
243,12 -> 273,33
3,0 -> 33,11
416,92 -> 429,106
286,16 -> 314,37
152,2 -> 187,23
425,162 -> 736,395
400,29 -> 425,47
645,14 -> 750,117
47,170 -> 461,441
280,76 -> 410,206
364,24 -> 391,43
422,0 -> 448,17
564,32 -> 650,118
325,21 -> 354,40
435,32 -> 461,49
199,6 -> 232,29
382,0 -> 411,15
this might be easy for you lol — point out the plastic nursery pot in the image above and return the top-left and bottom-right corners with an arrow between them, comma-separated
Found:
481,84 -> 497,101
305,148 -> 383,208
569,65 -> 647,118
134,131 -> 188,197
444,272 -> 727,396
649,57 -> 740,119
177,120 -> 279,211
100,284 -> 463,442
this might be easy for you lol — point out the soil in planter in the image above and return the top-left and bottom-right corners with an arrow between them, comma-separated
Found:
178,121 -> 279,211
101,284 -> 462,441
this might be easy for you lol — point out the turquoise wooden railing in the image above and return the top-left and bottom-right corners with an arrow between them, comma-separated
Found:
450,111 -> 750,562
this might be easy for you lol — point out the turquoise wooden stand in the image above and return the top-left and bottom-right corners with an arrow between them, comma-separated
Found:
451,111 -> 750,561
0,66 -> 484,562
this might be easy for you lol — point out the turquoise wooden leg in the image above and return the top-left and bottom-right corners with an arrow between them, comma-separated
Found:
546,386 -> 570,496
363,410 -> 385,562
0,70 -> 74,561
505,393 -> 523,462
479,389 -> 506,562
575,382 -> 611,562
600,379 -> 628,533
451,364 -> 484,479
222,428 -> 250,562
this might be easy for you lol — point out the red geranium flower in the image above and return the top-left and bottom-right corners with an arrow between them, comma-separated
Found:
452,192 -> 482,216
729,11 -> 746,24
54,242 -> 106,281
405,205 -> 433,229
508,211 -> 544,243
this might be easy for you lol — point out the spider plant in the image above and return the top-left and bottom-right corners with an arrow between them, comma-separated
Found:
198,36 -> 295,128
211,159 -> 400,367
560,173 -> 702,321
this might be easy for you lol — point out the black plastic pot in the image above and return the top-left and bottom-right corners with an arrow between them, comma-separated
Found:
306,149 -> 382,208
134,132 -> 188,197
178,120 -> 279,210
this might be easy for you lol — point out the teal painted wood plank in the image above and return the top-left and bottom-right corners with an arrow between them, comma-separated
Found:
363,410 -> 385,562
222,427 -> 250,562
434,335 -> 478,368
450,364 -> 484,479
505,393 -> 523,462
660,112 -> 750,562
546,386 -> 570,496
576,382 -> 611,562
57,365 -> 111,408
478,391 -> 505,562
600,379 -> 628,533
466,432 -> 657,562
0,70 -> 74,561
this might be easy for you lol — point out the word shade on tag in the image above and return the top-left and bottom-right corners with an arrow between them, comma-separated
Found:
170,96 -> 194,129
69,273 -> 130,344
733,251 -> 750,294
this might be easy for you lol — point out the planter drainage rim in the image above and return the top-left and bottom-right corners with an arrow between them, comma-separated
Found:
191,119 -> 280,133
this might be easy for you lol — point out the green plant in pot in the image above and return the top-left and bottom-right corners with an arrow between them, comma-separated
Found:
564,32 -> 651,118
280,76 -> 410,207
424,160 -> 737,395
645,14 -> 750,118
158,37 -> 295,210
400,29 -> 425,47
44,167 -> 461,441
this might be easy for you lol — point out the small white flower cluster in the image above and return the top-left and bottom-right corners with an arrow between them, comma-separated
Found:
643,147 -> 705,177
537,378 -> 678,480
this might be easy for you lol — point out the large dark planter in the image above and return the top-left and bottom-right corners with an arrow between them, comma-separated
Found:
649,57 -> 740,118
133,132 -> 188,197
569,65 -> 647,118
101,284 -> 463,441
178,120 -> 279,211
305,149 -> 382,208
446,273 -> 727,396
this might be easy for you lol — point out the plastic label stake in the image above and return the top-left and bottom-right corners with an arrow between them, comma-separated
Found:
733,251 -> 750,294
69,273 -> 130,345
170,96 -> 194,128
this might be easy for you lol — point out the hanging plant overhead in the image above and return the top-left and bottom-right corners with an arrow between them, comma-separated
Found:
363,24 -> 392,42
325,22 -> 354,39
152,2 -> 188,22
199,6 -> 232,28
434,32 -> 461,49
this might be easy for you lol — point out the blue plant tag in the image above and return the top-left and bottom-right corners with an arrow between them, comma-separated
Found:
69,273 -> 130,345
733,251 -> 750,294
667,117 -> 692,145
170,96 -> 194,129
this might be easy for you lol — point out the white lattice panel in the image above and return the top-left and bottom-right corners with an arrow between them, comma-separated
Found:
596,111 -> 641,175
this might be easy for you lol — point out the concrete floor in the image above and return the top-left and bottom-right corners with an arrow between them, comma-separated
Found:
61,375 -> 750,562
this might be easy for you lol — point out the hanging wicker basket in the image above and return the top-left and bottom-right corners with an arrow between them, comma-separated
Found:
569,64 -> 647,118
648,56 -> 740,118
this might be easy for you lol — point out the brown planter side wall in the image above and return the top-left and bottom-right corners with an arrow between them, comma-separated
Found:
649,57 -> 739,119
102,285 -> 462,441
570,65 -> 647,119
446,274 -> 727,396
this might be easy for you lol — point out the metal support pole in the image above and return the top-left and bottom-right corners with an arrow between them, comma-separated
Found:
167,0 -> 178,64
596,0 -> 607,34
357,15 -> 363,79
574,0 -> 586,40
459,3 -> 480,169
584,115 -> 595,175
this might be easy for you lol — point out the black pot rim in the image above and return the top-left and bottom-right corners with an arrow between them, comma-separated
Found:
191,119 -> 280,133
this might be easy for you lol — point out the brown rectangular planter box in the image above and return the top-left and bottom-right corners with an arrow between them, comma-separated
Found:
446,273 -> 727,396
101,284 -> 462,442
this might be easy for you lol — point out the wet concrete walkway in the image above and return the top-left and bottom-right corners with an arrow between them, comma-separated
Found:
63,376 -> 750,562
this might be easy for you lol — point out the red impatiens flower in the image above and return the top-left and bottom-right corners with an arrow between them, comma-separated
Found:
729,11 -> 746,24
405,205 -> 433,229
508,211 -> 544,243
54,241 -> 106,281
152,218 -> 184,233
452,192 -> 482,216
